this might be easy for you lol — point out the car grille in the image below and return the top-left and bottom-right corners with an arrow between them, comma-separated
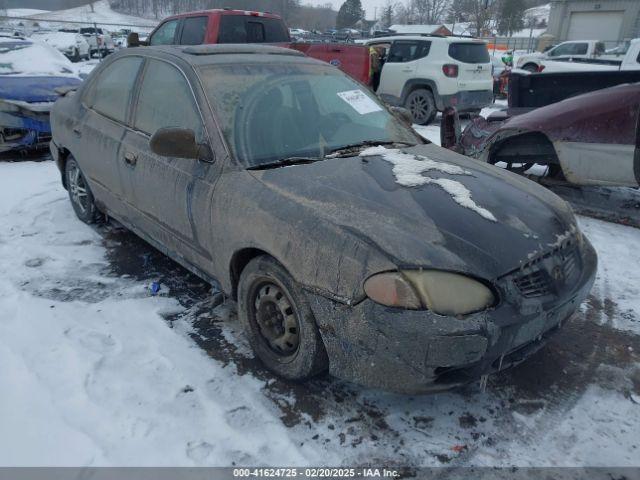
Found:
509,237 -> 581,299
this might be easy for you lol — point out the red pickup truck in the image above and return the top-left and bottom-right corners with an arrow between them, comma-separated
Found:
137,9 -> 371,86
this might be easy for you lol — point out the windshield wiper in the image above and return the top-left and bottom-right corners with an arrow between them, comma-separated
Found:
326,140 -> 417,157
247,156 -> 321,171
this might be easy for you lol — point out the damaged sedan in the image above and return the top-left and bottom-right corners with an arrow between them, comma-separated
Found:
50,44 -> 597,393
0,36 -> 81,154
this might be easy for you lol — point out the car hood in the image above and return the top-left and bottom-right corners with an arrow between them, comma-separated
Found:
0,76 -> 81,103
249,144 -> 577,280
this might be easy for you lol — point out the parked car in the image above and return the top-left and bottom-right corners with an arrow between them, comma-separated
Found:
535,38 -> 640,73
0,36 -> 81,153
60,27 -> 115,57
444,82 -> 640,187
516,40 -> 607,72
131,9 -> 372,87
363,35 -> 494,125
30,31 -> 90,62
50,44 -> 597,393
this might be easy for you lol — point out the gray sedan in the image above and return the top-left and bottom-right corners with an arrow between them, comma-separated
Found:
50,44 -> 597,393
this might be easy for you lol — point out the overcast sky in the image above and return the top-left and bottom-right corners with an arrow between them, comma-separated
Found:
311,0 -> 391,20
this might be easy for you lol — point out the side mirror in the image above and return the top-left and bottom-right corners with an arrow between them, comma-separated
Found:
149,127 -> 214,162
389,106 -> 413,125
127,32 -> 147,47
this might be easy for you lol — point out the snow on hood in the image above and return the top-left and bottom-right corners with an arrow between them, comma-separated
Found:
360,146 -> 497,222
0,38 -> 79,78
30,32 -> 80,51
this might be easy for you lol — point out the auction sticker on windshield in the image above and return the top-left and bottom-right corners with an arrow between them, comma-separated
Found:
337,89 -> 383,115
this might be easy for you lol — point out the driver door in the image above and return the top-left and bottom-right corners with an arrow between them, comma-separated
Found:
121,58 -> 222,272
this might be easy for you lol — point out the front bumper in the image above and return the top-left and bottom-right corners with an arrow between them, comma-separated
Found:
306,238 -> 597,394
0,100 -> 52,153
437,89 -> 494,112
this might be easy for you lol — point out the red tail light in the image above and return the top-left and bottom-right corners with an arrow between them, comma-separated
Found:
442,64 -> 459,78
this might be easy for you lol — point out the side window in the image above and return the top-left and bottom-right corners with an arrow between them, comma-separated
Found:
86,56 -> 143,123
180,16 -> 208,45
150,19 -> 178,46
572,43 -> 588,55
387,41 -> 430,63
134,60 -> 203,139
549,43 -> 573,57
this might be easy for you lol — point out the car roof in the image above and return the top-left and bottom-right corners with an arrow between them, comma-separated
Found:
161,8 -> 282,21
120,44 -> 324,68
367,35 -> 485,44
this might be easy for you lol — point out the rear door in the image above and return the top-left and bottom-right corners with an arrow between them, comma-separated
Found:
447,41 -> 492,92
378,40 -> 431,100
121,58 -> 222,270
77,56 -> 144,218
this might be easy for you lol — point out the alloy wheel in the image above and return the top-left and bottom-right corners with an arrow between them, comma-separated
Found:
68,163 -> 89,214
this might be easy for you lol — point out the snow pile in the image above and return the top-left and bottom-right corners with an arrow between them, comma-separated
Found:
0,39 -> 78,77
360,146 -> 497,222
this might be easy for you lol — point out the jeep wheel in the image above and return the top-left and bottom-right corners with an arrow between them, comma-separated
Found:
405,89 -> 437,125
238,255 -> 328,381
65,156 -> 101,224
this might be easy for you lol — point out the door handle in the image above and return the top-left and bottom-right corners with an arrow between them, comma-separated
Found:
123,152 -> 137,166
72,127 -> 82,137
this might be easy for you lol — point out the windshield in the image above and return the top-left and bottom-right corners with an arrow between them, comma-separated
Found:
198,63 -> 419,167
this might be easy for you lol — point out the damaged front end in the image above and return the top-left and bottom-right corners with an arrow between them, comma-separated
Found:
305,231 -> 597,394
0,99 -> 53,154
0,76 -> 81,155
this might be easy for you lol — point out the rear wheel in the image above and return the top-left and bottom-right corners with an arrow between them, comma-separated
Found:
405,88 -> 437,125
522,63 -> 539,73
71,48 -> 80,62
65,156 -> 101,224
238,256 -> 328,381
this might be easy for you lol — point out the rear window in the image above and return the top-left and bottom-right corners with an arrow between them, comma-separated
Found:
448,43 -> 489,64
218,15 -> 289,43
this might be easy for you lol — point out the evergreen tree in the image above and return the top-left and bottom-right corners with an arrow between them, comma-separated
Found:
336,0 -> 363,29
496,0 -> 526,35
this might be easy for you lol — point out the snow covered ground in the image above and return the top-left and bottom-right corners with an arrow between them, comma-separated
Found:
0,157 -> 639,467
27,0 -> 156,30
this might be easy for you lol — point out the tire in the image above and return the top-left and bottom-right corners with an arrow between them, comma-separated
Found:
405,88 -> 437,125
65,156 -> 101,224
238,255 -> 329,381
72,48 -> 80,63
522,63 -> 538,73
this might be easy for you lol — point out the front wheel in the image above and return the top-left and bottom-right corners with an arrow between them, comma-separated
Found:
522,63 -> 539,73
65,156 -> 101,224
238,256 -> 328,381
405,88 -> 437,125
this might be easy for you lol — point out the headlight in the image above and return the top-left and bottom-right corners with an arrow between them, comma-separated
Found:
364,270 -> 495,316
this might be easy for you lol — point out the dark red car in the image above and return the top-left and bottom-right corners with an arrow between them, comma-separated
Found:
448,82 -> 640,187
